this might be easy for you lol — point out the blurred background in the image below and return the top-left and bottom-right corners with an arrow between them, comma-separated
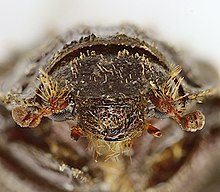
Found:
0,0 -> 220,72
0,1 -> 220,191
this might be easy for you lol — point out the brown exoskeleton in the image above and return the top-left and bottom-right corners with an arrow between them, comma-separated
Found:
6,27 -> 212,153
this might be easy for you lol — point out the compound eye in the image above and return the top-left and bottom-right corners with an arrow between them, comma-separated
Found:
49,103 -> 76,122
146,108 -> 169,119
49,110 -> 67,122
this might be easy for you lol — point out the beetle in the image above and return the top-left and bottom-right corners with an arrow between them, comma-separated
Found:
0,24 -> 219,192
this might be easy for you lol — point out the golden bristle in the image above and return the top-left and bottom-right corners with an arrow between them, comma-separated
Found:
153,65 -> 183,100
86,133 -> 133,161
35,69 -> 72,114
169,65 -> 182,78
